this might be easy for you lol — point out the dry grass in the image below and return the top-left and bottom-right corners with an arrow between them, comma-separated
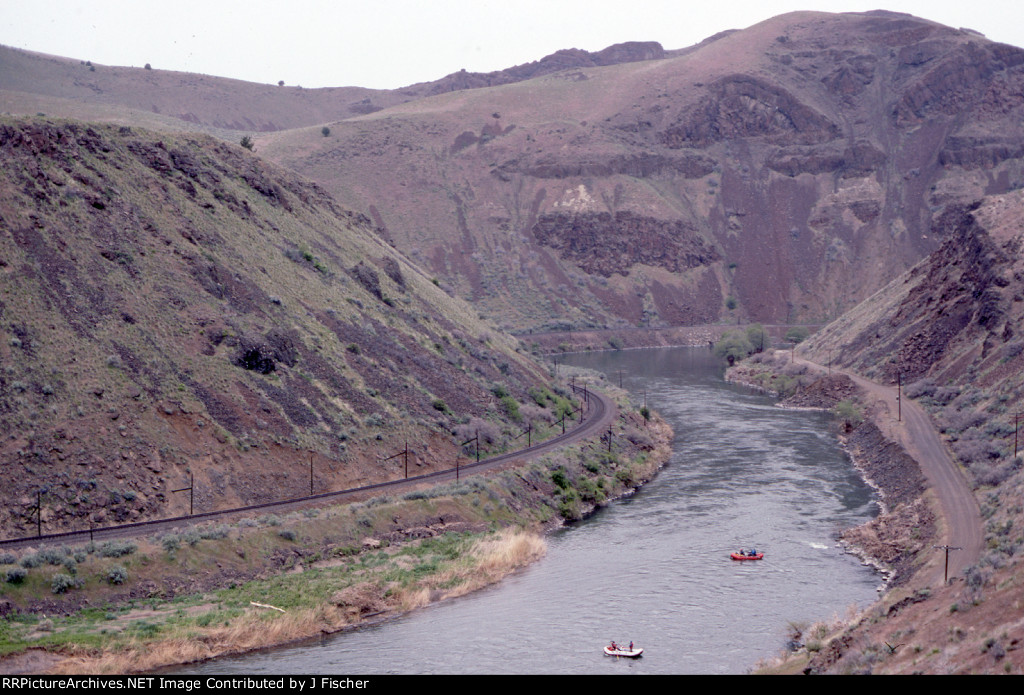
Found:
41,528 -> 548,675
459,529 -> 547,588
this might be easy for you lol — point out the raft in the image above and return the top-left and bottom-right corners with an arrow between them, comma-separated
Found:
604,645 -> 644,658
730,552 -> 764,561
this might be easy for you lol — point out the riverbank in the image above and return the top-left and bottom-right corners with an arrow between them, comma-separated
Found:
0,388 -> 673,675
725,350 -> 1020,674
726,350 -> 937,587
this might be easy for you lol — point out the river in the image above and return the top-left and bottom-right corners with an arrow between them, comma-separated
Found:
184,347 -> 882,674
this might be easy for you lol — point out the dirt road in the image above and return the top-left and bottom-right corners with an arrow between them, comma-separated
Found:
795,353 -> 983,585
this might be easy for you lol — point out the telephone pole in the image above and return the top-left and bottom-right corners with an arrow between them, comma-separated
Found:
172,473 -> 194,515
934,545 -> 962,584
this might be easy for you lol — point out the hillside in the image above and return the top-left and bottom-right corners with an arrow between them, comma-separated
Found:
790,190 -> 1024,673
0,117 -> 561,538
7,12 -> 1024,333
256,10 -> 1024,331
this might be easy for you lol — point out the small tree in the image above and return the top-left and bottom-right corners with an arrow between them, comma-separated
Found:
321,126 -> 330,137
240,135 -> 254,151
833,400 -> 863,431
745,323 -> 766,353
713,330 -> 755,365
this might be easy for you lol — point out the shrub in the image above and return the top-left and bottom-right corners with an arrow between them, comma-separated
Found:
200,525 -> 230,541
713,330 -> 754,364
904,377 -> 936,400
278,529 -> 297,541
972,460 -> 1020,488
321,126 -> 330,137
51,573 -> 82,594
785,326 -> 809,343
240,135 -> 254,151
38,546 -> 71,566
454,418 -> 500,447
932,387 -> 960,406
551,468 -> 570,490
19,554 -> 42,569
944,411 -> 987,434
107,566 -> 128,585
951,432 -> 1002,466
98,540 -> 137,558
528,387 -> 551,407
746,324 -> 768,351
501,395 -> 521,422
5,567 -> 27,584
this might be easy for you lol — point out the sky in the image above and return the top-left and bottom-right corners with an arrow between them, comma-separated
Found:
2,1 -> 1023,90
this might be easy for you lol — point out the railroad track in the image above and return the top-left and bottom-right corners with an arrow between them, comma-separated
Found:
0,385 -> 617,550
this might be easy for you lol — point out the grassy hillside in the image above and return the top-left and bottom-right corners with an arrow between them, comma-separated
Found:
0,116 -> 564,538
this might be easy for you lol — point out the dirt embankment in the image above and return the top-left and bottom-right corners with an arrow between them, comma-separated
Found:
836,419 -> 935,585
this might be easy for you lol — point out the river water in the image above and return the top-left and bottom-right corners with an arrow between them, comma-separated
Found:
185,347 -> 881,674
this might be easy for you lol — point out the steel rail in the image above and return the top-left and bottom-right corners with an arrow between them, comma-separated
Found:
0,385 -> 615,550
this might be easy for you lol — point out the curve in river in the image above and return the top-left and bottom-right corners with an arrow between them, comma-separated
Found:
182,347 -> 883,675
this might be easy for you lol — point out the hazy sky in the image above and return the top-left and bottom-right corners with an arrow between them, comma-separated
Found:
2,1 -> 1022,89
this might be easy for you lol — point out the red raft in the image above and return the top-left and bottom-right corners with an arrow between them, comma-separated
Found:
731,551 -> 764,561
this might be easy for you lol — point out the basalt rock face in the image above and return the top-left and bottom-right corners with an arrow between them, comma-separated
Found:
807,195 -> 1023,387
268,11 -> 1024,331
531,211 -> 720,277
